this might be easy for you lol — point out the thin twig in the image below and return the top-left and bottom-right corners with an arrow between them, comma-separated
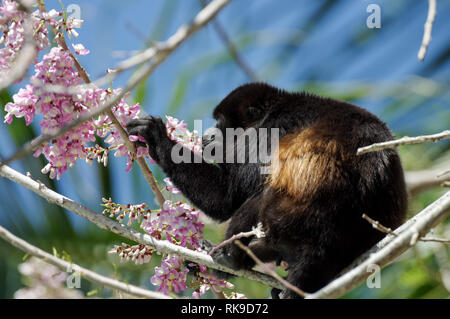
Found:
0,164 -> 284,290
200,0 -> 258,81
208,222 -> 265,256
437,170 -> 450,178
356,130 -> 450,155
419,236 -> 450,244
418,0 -> 437,61
307,191 -> 450,299
24,0 -> 232,95
405,166 -> 450,196
234,240 -> 307,298
0,224 -> 172,299
362,214 -> 396,235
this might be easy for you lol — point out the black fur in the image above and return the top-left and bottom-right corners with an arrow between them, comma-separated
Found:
126,83 -> 407,298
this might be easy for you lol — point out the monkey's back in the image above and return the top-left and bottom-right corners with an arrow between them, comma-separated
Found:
261,93 -> 407,292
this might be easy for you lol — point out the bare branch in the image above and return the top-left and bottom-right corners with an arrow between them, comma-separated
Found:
0,224 -> 171,299
306,190 -> 450,299
362,213 -> 395,235
200,0 -> 258,81
26,0 -> 232,95
0,164 -> 283,290
208,222 -> 265,256
419,236 -> 450,244
357,130 -> 450,156
405,166 -> 450,196
418,0 -> 437,61
234,240 -> 307,298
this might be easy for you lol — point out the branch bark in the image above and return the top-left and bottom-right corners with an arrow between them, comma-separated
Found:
0,225 -> 171,299
405,166 -> 450,196
356,130 -> 450,155
362,213 -> 449,244
0,164 -> 283,290
306,190 -> 450,299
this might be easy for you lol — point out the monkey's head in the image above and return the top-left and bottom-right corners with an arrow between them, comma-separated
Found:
212,83 -> 284,131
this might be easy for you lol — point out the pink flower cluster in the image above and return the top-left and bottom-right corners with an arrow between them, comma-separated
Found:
5,47 -> 95,179
142,200 -> 204,249
191,265 -> 235,298
0,0 -> 49,80
101,198 -> 150,226
151,255 -> 189,295
14,257 -> 84,299
4,46 -> 147,179
98,94 -> 150,172
165,115 -> 202,154
109,243 -> 154,265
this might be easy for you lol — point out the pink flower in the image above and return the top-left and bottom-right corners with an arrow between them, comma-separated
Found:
151,255 -> 189,295
164,177 -> 180,194
165,115 -> 202,155
72,43 -> 89,55
4,85 -> 36,125
0,0 -> 49,81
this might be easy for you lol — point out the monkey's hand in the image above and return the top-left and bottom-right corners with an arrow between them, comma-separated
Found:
209,245 -> 240,280
126,116 -> 174,164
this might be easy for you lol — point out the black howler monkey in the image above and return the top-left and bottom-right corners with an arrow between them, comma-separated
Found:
126,83 -> 407,298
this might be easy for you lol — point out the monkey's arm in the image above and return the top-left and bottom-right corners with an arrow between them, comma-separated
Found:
126,116 -> 234,221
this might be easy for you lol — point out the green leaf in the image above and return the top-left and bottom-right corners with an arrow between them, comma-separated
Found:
87,289 -> 99,297
62,250 -> 72,263
52,247 -> 59,258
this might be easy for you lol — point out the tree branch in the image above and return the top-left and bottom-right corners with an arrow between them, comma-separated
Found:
405,166 -> 450,196
200,0 -> 258,81
0,164 -> 283,290
418,0 -> 437,61
306,190 -> 450,299
208,222 -> 265,256
0,225 -> 171,299
362,213 -> 449,244
356,130 -> 450,155
234,240 -> 306,298
27,0 -> 232,95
